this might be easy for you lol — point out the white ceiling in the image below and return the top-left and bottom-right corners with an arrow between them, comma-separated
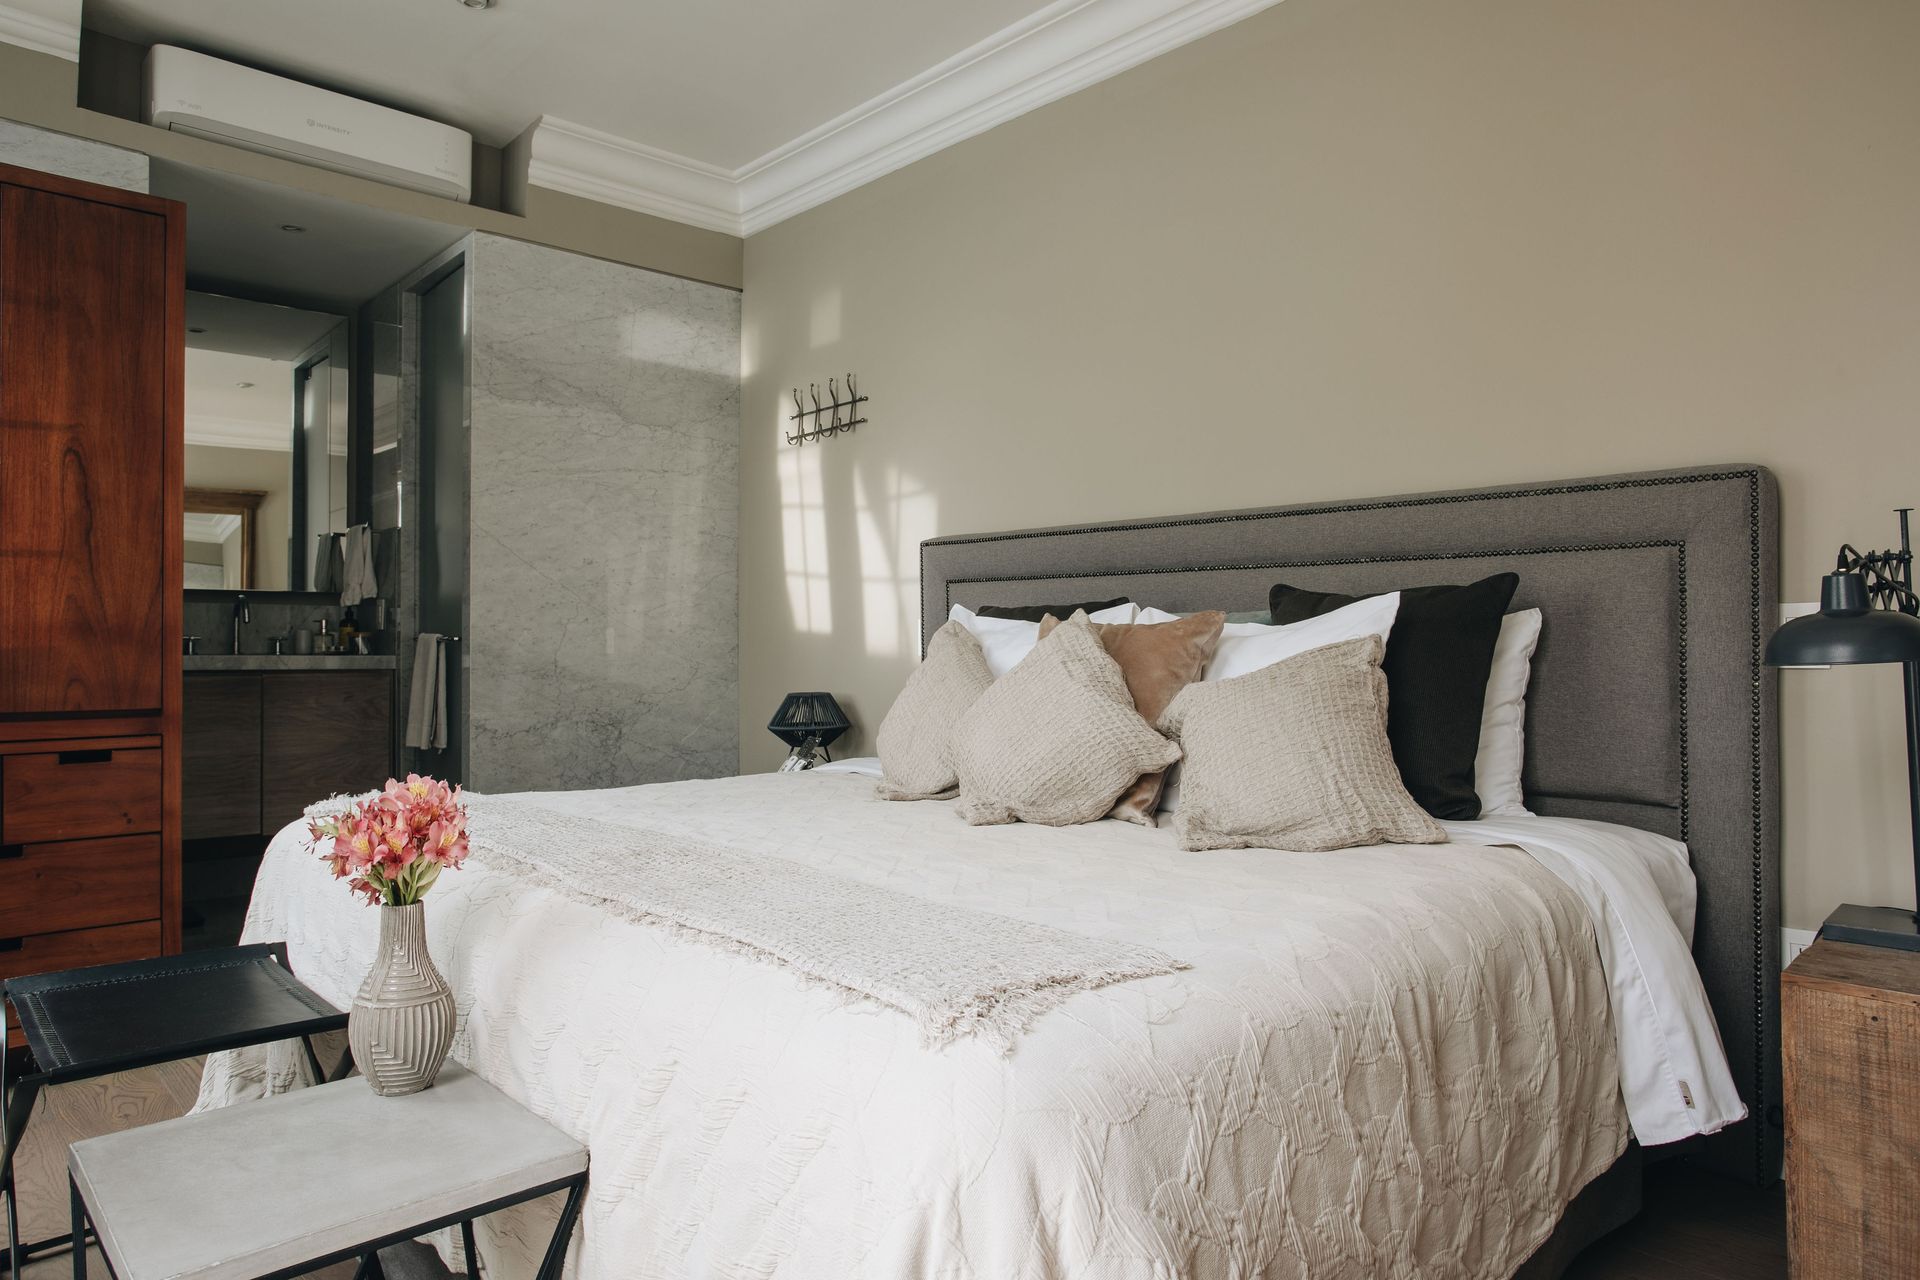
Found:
85,0 -> 1054,167
185,348 -> 294,453
74,0 -> 1284,236
187,290 -> 340,361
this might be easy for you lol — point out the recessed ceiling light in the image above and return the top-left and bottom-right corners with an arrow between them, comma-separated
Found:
236,381 -> 255,389
460,0 -> 493,8
188,326 -> 207,334
279,223 -> 307,234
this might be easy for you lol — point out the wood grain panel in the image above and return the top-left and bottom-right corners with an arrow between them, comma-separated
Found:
262,672 -> 394,834
1,746 -> 161,843
182,674 -> 263,839
0,181 -> 167,716
1782,940 -> 1920,1278
0,834 -> 161,937
0,919 -> 161,985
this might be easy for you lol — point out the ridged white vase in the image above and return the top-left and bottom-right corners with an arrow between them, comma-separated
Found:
349,902 -> 455,1096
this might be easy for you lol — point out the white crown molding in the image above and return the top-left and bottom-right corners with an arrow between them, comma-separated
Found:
0,0 -> 81,60
185,413 -> 291,452
523,0 -> 1283,238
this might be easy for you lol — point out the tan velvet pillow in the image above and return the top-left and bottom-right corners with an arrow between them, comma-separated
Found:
1038,609 -> 1224,825
1157,634 -> 1448,852
875,620 -> 995,800
951,614 -> 1181,827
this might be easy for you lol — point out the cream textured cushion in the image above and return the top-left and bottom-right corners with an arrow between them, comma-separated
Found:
875,621 -> 995,800
952,614 -> 1181,827
1158,635 -> 1448,852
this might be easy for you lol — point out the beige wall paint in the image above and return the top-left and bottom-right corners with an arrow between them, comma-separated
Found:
0,42 -> 741,289
739,0 -> 1920,930
185,444 -> 292,590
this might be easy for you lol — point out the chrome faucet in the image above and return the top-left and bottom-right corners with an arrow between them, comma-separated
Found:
232,593 -> 250,655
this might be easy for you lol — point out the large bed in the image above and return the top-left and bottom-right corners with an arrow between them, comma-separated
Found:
205,464 -> 1781,1279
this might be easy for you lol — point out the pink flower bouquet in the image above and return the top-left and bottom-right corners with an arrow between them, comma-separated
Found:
309,774 -> 470,906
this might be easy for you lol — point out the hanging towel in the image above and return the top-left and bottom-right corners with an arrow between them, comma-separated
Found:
339,524 -> 379,605
312,533 -> 344,594
406,634 -> 450,750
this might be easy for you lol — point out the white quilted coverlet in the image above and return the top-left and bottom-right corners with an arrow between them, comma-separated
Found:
203,771 -> 1627,1280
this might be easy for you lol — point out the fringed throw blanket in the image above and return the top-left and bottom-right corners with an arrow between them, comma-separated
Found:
314,791 -> 1188,1050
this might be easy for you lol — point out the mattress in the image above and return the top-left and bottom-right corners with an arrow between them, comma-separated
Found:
200,769 -> 1732,1279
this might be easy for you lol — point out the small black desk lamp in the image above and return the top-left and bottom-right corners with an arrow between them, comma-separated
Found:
1765,510 -> 1920,950
768,692 -> 851,772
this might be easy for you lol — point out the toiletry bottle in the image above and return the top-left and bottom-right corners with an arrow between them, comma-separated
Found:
315,617 -> 333,654
339,607 -> 358,650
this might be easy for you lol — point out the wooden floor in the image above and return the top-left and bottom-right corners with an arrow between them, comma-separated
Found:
12,1060 -> 1786,1279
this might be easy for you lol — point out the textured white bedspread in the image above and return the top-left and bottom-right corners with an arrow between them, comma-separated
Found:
205,771 -> 1630,1280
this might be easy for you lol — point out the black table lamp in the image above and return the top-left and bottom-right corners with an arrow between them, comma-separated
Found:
1766,511 -> 1920,950
768,692 -> 850,772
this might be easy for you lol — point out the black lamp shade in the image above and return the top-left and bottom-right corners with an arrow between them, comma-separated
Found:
1765,572 -> 1920,668
768,692 -> 850,748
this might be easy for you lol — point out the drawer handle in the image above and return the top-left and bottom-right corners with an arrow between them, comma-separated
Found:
0,938 -> 20,953
56,749 -> 113,766
0,845 -> 21,860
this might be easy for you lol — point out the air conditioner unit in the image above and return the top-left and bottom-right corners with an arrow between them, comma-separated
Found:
145,45 -> 473,203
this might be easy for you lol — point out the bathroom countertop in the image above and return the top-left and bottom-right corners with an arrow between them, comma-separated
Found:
183,654 -> 398,672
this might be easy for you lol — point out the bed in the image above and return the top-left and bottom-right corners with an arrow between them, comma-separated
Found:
204,463 -> 1781,1279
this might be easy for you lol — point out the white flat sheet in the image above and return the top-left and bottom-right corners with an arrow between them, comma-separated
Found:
205,772 -> 1689,1280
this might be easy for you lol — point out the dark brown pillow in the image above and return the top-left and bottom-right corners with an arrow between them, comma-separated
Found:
974,597 -> 1130,623
1038,609 -> 1225,825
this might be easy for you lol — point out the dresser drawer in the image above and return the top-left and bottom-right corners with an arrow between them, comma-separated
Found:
0,919 -> 162,985
2,746 -> 162,844
0,835 -> 162,937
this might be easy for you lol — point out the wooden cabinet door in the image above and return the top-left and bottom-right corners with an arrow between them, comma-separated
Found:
262,672 -> 394,835
0,181 -> 169,715
183,674 -> 263,839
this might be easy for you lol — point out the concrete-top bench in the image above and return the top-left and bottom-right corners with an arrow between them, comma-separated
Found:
66,1064 -> 587,1280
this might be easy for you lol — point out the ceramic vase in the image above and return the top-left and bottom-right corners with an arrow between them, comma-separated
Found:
348,902 -> 455,1096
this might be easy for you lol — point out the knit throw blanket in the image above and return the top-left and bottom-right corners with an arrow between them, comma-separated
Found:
317,792 -> 1188,1051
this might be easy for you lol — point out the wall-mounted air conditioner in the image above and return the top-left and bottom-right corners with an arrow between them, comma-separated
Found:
145,45 -> 473,204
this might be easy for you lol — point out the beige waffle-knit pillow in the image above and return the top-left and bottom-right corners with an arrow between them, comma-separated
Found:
952,613 -> 1181,827
1157,635 -> 1448,852
876,621 -> 995,800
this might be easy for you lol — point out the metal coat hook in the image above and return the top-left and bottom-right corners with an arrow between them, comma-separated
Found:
786,372 -> 869,445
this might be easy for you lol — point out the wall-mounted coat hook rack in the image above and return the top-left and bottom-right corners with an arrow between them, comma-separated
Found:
786,372 -> 868,445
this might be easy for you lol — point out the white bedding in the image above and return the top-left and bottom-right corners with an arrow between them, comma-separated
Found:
203,769 -> 1736,1280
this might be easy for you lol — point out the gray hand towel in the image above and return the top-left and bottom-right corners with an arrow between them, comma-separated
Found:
340,524 -> 379,605
406,634 -> 449,750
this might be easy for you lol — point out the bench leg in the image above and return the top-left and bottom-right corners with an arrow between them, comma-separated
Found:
329,1046 -> 356,1083
461,1219 -> 478,1277
68,1175 -> 84,1280
4,1074 -> 42,1280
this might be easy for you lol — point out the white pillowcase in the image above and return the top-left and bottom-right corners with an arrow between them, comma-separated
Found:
1474,608 -> 1542,817
947,602 -> 1137,678
1140,594 -> 1402,683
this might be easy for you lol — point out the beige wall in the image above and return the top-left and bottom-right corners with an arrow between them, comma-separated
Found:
185,444 -> 293,590
740,0 -> 1920,931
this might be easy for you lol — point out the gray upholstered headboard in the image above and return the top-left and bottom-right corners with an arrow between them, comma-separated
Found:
920,464 -> 1782,1183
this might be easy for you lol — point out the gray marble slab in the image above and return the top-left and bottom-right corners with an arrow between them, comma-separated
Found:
0,120 -> 147,191
68,1065 -> 584,1280
464,233 -> 740,793
183,654 -> 397,671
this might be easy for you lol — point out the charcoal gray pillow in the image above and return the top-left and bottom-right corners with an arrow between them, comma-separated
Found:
1157,635 -> 1448,852
952,613 -> 1181,827
875,621 -> 994,800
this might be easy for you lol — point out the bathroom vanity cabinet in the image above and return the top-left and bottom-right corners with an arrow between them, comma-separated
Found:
184,668 -> 395,839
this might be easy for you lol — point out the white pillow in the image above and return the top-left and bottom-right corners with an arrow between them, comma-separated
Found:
1198,593 -> 1401,683
948,602 -> 1137,678
1474,608 -> 1542,817
1146,593 -> 1401,813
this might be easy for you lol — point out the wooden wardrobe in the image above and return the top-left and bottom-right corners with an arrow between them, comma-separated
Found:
0,163 -> 185,1047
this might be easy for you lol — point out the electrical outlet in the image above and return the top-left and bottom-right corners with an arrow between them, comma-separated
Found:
1781,928 -> 1817,967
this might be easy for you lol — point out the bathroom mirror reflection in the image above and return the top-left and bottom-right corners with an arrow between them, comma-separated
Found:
183,291 -> 350,590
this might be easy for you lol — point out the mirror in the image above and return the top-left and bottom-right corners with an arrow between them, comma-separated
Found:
184,292 -> 351,590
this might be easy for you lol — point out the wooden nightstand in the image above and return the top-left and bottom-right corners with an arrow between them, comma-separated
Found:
1782,938 -> 1920,1277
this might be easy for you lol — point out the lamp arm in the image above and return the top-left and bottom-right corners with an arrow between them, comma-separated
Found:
1907,662 -> 1920,925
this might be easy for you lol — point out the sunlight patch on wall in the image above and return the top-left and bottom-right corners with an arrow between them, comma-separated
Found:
779,438 -> 833,634
854,463 -> 937,658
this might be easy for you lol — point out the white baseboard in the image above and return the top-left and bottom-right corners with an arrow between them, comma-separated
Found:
1781,928 -> 1817,968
